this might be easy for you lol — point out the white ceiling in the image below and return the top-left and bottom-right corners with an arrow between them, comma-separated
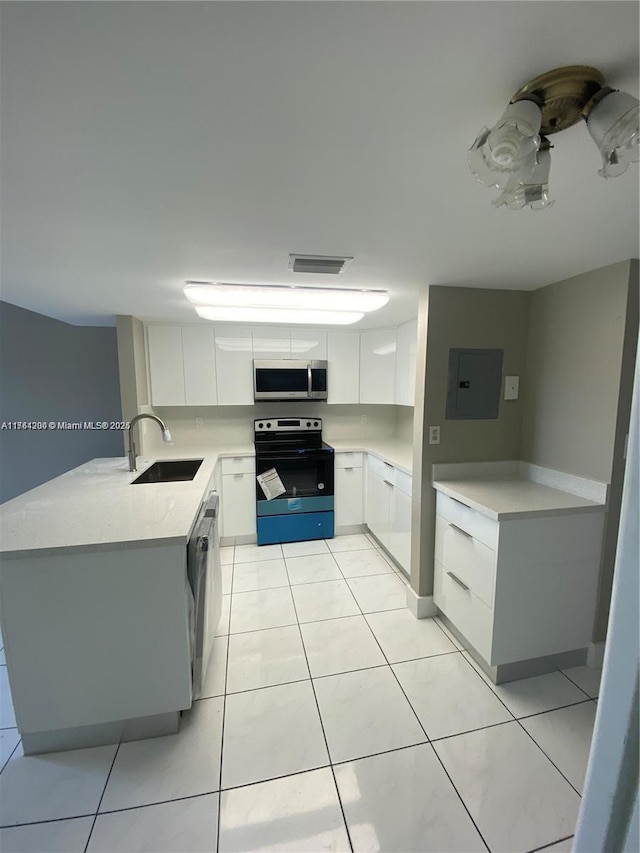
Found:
1,1 -> 638,329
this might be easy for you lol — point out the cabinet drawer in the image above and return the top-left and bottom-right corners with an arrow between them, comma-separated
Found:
335,451 -> 364,470
368,454 -> 396,484
435,515 -> 495,607
221,456 -> 255,475
395,469 -> 412,497
435,492 -> 498,550
433,559 -> 493,661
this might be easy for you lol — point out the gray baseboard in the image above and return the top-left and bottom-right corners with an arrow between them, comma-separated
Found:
437,611 -> 588,685
22,710 -> 181,755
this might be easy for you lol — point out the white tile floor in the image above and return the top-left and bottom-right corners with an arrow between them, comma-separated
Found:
0,534 -> 601,852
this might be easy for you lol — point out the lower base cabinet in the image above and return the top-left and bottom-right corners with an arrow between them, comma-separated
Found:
364,455 -> 412,574
220,457 -> 256,540
433,490 -> 605,667
335,466 -> 364,527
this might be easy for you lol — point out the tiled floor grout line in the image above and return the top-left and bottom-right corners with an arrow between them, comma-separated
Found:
455,648 -> 587,799
526,834 -> 574,853
82,739 -> 121,853
0,735 -> 21,774
216,555 -> 235,853
333,567 -> 494,853
556,666 -> 599,700
285,559 -> 355,853
1,813 -> 96,831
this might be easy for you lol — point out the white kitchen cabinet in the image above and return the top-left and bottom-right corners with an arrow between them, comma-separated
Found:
327,332 -> 360,404
433,489 -> 605,668
334,452 -> 364,528
220,456 -> 256,540
388,474 -> 412,572
182,327 -> 217,405
215,326 -> 254,405
359,328 -> 397,404
395,318 -> 417,406
147,325 -> 186,406
252,327 -> 291,359
291,329 -> 327,359
365,454 -> 412,574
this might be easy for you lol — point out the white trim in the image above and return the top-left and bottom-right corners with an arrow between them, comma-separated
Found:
587,641 -> 606,669
405,586 -> 437,619
574,330 -> 639,851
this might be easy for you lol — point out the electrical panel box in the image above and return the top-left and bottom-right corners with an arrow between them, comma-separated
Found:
445,348 -> 503,420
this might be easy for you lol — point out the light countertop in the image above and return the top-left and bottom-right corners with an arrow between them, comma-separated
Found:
0,445 -> 251,559
432,461 -> 607,521
0,437 -> 412,559
327,439 -> 412,474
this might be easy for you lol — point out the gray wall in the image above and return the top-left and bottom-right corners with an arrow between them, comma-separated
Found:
521,260 -> 638,642
0,301 -> 123,503
412,286 -> 531,597
521,260 -> 635,481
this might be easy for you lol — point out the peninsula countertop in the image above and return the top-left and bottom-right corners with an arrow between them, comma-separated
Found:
0,444 -> 252,559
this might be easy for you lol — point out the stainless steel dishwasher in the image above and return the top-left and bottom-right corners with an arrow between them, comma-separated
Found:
187,492 -> 222,699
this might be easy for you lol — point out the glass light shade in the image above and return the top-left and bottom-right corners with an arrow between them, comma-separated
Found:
184,282 -> 388,312
587,90 -> 640,178
492,149 -> 554,211
468,100 -> 542,188
195,305 -> 364,325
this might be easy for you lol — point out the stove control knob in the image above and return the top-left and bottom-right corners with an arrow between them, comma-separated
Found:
258,422 -> 263,429
306,421 -> 311,427
266,422 -> 271,428
314,421 -> 319,427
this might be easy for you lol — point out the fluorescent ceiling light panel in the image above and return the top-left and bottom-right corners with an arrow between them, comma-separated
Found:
195,306 -> 364,325
185,282 -> 388,312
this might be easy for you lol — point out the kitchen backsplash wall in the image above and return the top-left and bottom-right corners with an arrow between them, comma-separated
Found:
143,402 -> 405,452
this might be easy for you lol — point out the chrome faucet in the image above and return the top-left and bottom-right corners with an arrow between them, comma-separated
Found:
127,414 -> 172,472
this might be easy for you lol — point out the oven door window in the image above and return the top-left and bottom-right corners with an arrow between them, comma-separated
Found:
256,452 -> 334,500
255,368 -> 308,394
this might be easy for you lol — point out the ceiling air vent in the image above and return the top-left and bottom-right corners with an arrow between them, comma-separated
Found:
287,254 -> 354,275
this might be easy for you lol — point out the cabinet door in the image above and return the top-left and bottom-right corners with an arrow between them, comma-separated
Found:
252,327 -> 291,359
291,329 -> 327,360
394,318 -> 417,406
388,487 -> 412,572
215,327 -> 254,405
182,327 -> 217,405
221,471 -> 256,538
327,332 -> 360,404
359,329 -> 397,404
147,326 -> 185,406
365,466 -> 392,547
335,467 -> 363,527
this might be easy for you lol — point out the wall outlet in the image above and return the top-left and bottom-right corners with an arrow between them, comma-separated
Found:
428,425 -> 440,445
195,417 -> 204,429
360,415 -> 367,424
504,375 -> 520,401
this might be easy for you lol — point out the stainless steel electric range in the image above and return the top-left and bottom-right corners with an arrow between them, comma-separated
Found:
254,417 -> 334,545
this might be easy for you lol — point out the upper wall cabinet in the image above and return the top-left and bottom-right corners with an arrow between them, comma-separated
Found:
183,327 -> 217,406
327,332 -> 360,404
359,328 -> 397,404
146,321 -> 415,407
252,328 -> 327,360
147,326 -> 185,406
147,326 -> 218,407
215,326 -> 254,406
395,318 -> 418,407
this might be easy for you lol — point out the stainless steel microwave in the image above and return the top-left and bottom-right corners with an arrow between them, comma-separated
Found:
253,360 -> 328,401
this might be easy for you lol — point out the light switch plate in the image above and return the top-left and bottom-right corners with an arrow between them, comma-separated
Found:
504,376 -> 519,400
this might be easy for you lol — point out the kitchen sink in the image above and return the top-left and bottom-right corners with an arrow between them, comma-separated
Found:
131,459 -> 203,484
